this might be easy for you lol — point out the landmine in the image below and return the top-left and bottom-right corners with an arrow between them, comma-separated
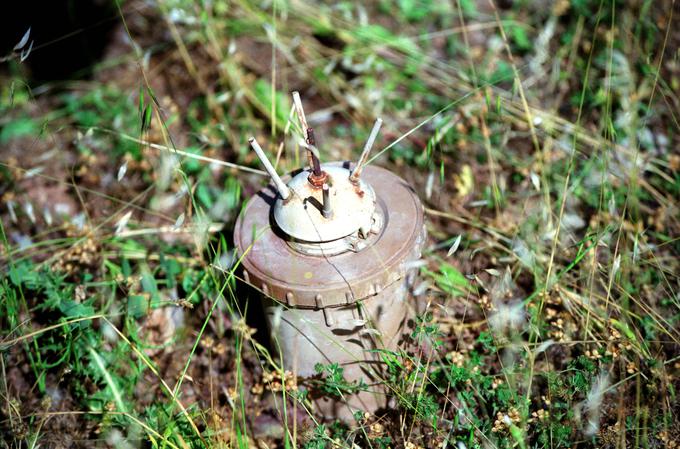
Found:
234,92 -> 425,421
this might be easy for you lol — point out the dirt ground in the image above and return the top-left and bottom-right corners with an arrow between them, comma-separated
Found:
1,1 -> 679,448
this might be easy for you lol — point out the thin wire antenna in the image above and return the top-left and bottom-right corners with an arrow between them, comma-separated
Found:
350,118 -> 383,182
249,137 -> 291,200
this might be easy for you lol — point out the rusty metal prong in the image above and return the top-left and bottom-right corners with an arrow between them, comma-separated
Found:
248,137 -> 291,200
350,118 -> 383,182
306,128 -> 322,176
322,183 -> 332,218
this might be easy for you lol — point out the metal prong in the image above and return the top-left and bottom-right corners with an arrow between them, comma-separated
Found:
306,127 -> 322,176
292,91 -> 309,133
322,183 -> 332,218
292,91 -> 315,170
349,118 -> 383,183
249,137 -> 291,200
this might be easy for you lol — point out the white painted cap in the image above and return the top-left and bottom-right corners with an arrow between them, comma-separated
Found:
274,164 -> 377,243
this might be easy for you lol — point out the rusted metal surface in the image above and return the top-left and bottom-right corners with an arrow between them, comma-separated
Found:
235,163 -> 425,420
234,164 -> 423,309
305,128 -> 323,178
306,167 -> 328,188
236,110 -> 425,421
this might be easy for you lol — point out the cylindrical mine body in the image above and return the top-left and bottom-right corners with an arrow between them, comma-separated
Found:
234,164 -> 425,421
